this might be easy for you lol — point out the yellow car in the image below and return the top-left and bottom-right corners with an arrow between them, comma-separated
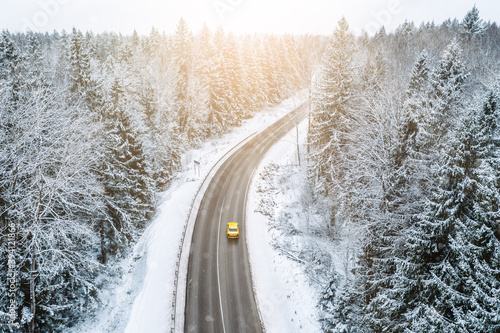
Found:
227,222 -> 239,239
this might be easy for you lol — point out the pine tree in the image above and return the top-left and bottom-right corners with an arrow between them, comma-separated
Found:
0,30 -> 22,332
311,18 -> 360,330
173,18 -> 192,134
283,35 -> 302,93
462,5 -> 485,41
388,50 -> 432,211
428,39 -> 468,141
361,48 -> 387,94
272,37 -> 289,100
262,36 -> 282,105
395,20 -> 416,37
0,30 -> 21,108
99,76 -> 155,261
195,23 -> 213,91
131,29 -> 140,48
395,91 -> 500,332
139,81 -> 181,189
222,33 -> 244,125
308,17 -> 356,195
207,27 -> 231,135
0,30 -> 18,79
240,36 -> 266,115
144,27 -> 160,57
68,28 -> 93,101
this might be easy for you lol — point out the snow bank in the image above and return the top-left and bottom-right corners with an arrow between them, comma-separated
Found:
247,118 -> 322,333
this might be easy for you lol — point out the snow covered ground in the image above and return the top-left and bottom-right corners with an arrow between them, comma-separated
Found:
246,111 -> 352,332
69,91 -> 326,333
246,118 -> 322,333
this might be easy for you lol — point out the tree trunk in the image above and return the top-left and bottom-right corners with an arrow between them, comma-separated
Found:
307,84 -> 312,159
100,223 -> 107,264
296,124 -> 301,166
31,188 -> 41,333
30,248 -> 36,333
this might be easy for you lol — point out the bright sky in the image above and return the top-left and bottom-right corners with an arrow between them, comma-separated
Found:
1,0 -> 499,35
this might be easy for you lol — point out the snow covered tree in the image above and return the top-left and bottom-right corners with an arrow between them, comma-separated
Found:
312,12 -> 500,333
146,27 -> 161,57
462,5 -> 485,41
138,80 -> 181,189
0,30 -> 18,79
254,38 -> 275,105
361,49 -> 386,94
334,97 -> 405,333
395,20 -> 417,37
131,29 -> 140,48
308,17 -> 356,196
67,28 -> 93,102
322,280 -> 366,332
428,40 -> 468,141
208,29 -> 242,130
283,35 -> 302,92
270,37 -> 289,101
98,75 -> 155,262
311,19 -> 362,329
223,33 -> 245,123
0,30 -> 21,111
0,30 -> 22,331
393,90 -> 500,332
320,273 -> 367,333
193,23 -> 212,100
242,38 -> 267,113
387,50 -> 432,213
0,45 -> 103,331
172,18 -> 192,134
207,27 -> 231,135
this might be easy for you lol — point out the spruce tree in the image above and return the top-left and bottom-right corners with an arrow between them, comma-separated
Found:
0,30 -> 18,79
0,30 -> 21,108
139,81 -> 181,189
195,23 -> 212,93
207,27 -> 230,135
462,5 -> 485,41
428,40 -> 468,141
173,18 -> 191,134
244,39 -> 267,113
361,49 -> 386,94
257,37 -> 279,105
395,91 -> 500,332
222,33 -> 244,124
312,18 -> 359,330
308,17 -> 356,195
283,35 -> 302,93
99,75 -> 155,260
388,50 -> 432,211
68,28 -> 93,101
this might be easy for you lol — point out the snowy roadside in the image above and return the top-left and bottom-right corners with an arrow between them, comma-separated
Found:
68,91 -> 307,333
246,116 -> 342,332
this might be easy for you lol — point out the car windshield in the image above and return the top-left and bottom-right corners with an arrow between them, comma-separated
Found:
229,227 -> 237,232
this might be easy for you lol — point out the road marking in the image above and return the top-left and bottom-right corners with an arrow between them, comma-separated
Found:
217,197 -> 227,333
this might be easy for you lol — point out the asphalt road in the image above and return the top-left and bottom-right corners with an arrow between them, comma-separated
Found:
184,102 -> 308,333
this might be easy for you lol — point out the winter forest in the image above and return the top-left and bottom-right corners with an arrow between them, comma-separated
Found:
0,19 -> 317,332
310,7 -> 500,333
1,4 -> 500,333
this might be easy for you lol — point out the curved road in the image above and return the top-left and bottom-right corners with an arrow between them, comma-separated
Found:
185,103 -> 308,333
